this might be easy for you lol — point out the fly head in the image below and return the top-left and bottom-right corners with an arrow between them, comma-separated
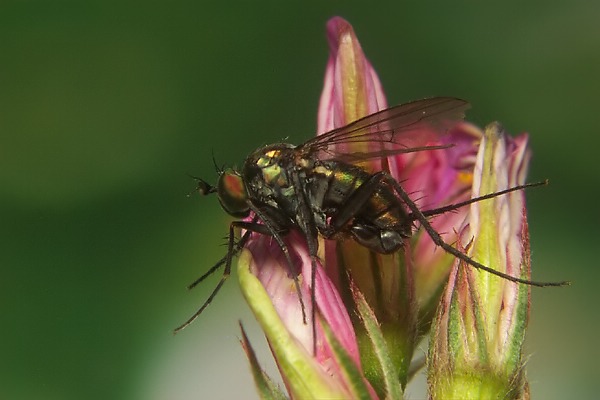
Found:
217,169 -> 250,218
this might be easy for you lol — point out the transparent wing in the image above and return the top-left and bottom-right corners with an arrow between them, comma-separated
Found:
297,97 -> 470,162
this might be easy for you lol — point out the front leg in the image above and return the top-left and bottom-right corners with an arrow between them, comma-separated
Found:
174,219 -> 262,334
249,202 -> 307,324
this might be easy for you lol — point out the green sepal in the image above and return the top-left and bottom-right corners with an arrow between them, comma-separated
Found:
239,322 -> 287,400
320,317 -> 374,400
237,249 -> 348,399
353,284 -> 403,400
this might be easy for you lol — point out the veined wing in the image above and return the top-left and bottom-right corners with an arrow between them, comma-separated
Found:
297,97 -> 470,162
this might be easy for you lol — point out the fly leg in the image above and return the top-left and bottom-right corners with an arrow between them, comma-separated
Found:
419,180 -> 548,218
174,219 -> 280,334
290,172 -> 322,354
248,203 -> 308,325
380,173 -> 569,287
185,220 -> 270,290
329,170 -> 567,287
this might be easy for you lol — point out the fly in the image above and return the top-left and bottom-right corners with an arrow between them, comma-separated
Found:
174,97 -> 568,335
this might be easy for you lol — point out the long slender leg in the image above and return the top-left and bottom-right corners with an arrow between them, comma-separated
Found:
300,230 -> 320,356
186,255 -> 227,290
174,220 -> 278,334
248,203 -> 308,324
337,171 -> 566,287
382,173 -> 569,287
290,173 -> 321,355
419,180 -> 548,218
186,221 -> 272,290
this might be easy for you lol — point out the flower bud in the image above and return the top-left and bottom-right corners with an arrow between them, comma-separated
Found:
428,122 -> 532,400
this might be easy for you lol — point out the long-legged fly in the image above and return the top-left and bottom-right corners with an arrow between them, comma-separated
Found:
174,97 -> 567,336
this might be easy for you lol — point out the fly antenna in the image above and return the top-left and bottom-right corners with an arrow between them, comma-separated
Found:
186,174 -> 217,197
212,150 -> 223,174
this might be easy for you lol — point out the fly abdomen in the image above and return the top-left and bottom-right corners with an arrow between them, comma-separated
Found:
363,189 -> 402,224
306,161 -> 411,248
306,161 -> 367,221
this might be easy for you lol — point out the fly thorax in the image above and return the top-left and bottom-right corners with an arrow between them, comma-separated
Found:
253,145 -> 293,188
258,159 -> 289,188
242,143 -> 297,204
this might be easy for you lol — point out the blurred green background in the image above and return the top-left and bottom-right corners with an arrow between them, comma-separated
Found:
2,2 -> 598,399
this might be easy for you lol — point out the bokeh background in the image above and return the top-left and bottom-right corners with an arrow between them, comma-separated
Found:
2,2 -> 598,399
